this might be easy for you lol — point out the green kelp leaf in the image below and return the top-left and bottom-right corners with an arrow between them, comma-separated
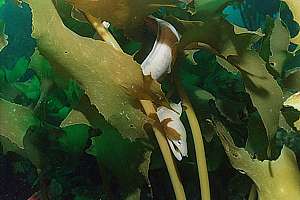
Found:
29,50 -> 57,112
23,123 -> 91,169
61,109 -> 90,127
268,18 -> 290,76
178,50 -> 250,139
5,57 -> 29,83
259,17 -> 273,62
282,0 -> 300,46
194,0 -> 234,16
245,113 -> 269,159
29,49 -> 54,81
64,79 -> 84,106
229,51 -> 283,141
53,0 -> 95,37
60,94 -> 152,199
182,50 -> 249,125
55,78 -> 84,125
21,124 -> 92,170
66,0 -> 175,34
0,136 -> 26,156
59,124 -> 90,156
0,67 -> 21,101
177,55 -> 217,141
283,92 -> 300,131
0,98 -> 39,148
42,93 -> 68,120
214,120 -> 300,200
61,94 -> 113,130
87,132 -> 151,200
0,20 -> 8,52
27,0 -> 150,140
13,75 -> 41,101
108,25 -> 142,55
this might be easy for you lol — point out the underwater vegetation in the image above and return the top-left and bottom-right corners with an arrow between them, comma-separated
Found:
0,0 -> 300,199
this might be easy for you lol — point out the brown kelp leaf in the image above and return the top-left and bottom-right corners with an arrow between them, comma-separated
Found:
214,120 -> 300,200
66,0 -> 175,33
216,56 -> 239,73
27,0 -> 150,139
142,75 -> 169,106
0,98 -> 39,148
229,51 -> 283,140
172,17 -> 237,56
282,0 -> 300,46
172,17 -> 262,60
52,0 -> 96,37
172,16 -> 282,141
269,18 -> 290,75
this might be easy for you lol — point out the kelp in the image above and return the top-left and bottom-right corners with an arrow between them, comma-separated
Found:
284,67 -> 300,90
172,16 -> 283,142
1,0 -> 300,199
214,119 -> 300,200
0,20 -> 7,52
283,92 -> 300,131
0,98 -> 39,148
0,88 -> 151,199
52,0 -> 95,37
26,0 -> 150,140
234,50 -> 283,142
0,0 -> 7,51
87,132 -> 151,200
282,0 -> 300,46
0,57 -> 39,103
268,18 -> 290,76
64,0 -> 176,34
23,2 -> 156,197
